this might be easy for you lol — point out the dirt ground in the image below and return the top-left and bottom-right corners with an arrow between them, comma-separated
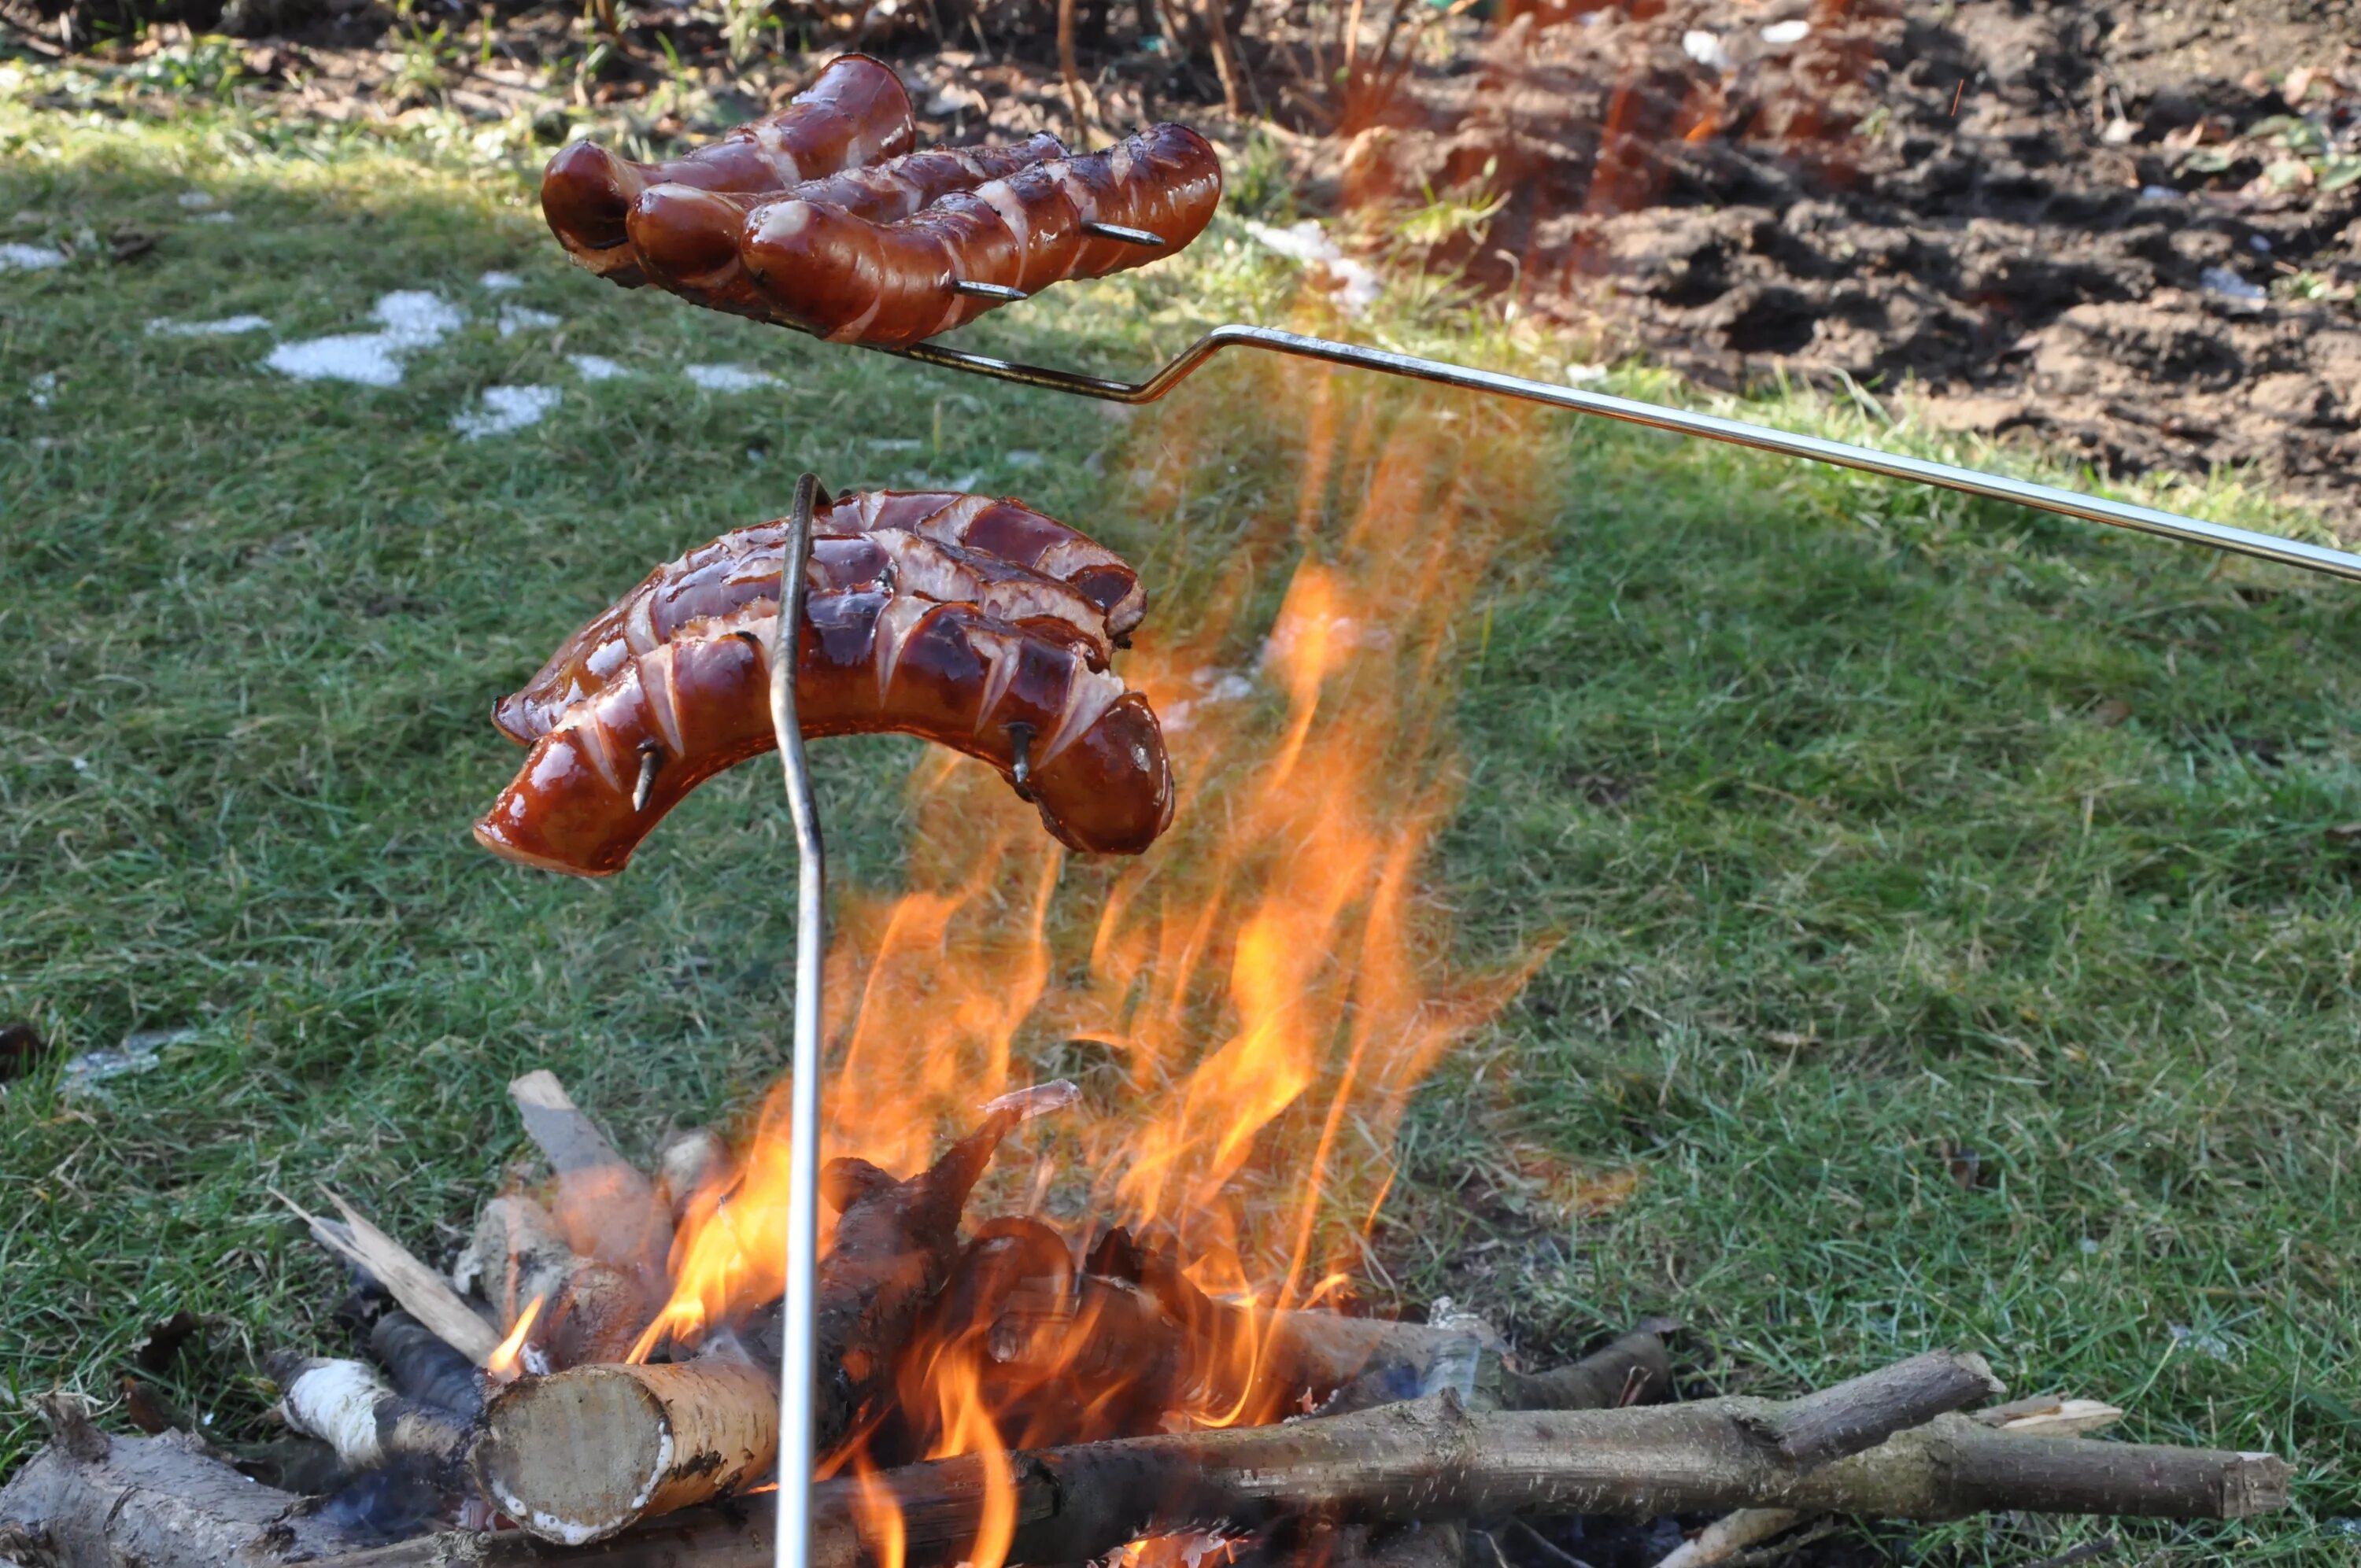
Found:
1328,0 -> 2361,534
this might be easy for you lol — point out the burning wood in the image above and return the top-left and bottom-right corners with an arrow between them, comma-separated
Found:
2,1073 -> 2293,1568
508,1070 -> 674,1289
455,1193 -> 652,1371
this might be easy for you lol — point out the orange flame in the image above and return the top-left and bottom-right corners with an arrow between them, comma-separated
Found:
627,340 -> 1554,1529
486,1294 -> 544,1384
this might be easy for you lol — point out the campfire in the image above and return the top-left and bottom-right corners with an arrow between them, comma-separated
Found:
0,55 -> 2306,1568
0,1053 -> 2293,1567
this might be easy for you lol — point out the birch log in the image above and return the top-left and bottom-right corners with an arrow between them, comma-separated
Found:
471,1358 -> 779,1546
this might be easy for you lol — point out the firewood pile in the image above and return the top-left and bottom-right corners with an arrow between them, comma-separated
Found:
0,1071 -> 2292,1568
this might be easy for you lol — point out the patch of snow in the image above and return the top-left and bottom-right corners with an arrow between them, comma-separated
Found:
1681,29 -> 1731,70
2199,265 -> 2267,301
267,291 -> 461,386
176,190 -> 217,210
29,371 -> 57,408
1240,219 -> 1380,315
1759,18 -> 1810,45
1,242 -> 65,271
373,290 -> 464,349
1243,218 -> 1340,265
906,470 -> 983,492
925,84 -> 986,116
193,210 -> 236,224
479,269 -> 524,292
452,384 -> 561,440
685,363 -> 781,393
146,314 -> 272,338
267,334 -> 408,387
1160,669 -> 1256,734
568,353 -> 626,382
498,304 -> 561,337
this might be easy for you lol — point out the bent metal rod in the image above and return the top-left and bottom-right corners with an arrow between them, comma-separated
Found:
771,282 -> 2361,1568
768,472 -> 826,1568
889,322 -> 2361,587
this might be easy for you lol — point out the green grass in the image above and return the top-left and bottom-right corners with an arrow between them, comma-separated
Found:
5,69 -> 2360,1564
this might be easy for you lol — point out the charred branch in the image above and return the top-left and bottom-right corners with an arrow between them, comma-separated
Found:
977,1235 -> 1672,1426
271,1356 -> 471,1476
741,1090 -> 1055,1455
1495,1323 -> 1677,1413
368,1312 -> 486,1419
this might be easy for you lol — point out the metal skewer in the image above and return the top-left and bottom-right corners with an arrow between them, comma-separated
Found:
889,321 -> 2361,586
767,471 -> 826,1568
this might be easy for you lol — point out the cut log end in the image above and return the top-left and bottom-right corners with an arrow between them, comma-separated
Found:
473,1358 -> 778,1545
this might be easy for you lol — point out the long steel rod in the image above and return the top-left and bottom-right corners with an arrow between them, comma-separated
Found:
894,323 -> 2361,585
767,471 -> 826,1568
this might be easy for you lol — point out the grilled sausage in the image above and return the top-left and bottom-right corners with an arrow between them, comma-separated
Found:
541,53 -> 914,283
626,135 -> 1069,323
492,490 -> 1147,745
622,123 -> 1221,348
475,505 -> 1171,875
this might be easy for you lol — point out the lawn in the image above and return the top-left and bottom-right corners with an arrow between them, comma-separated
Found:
3,64 -> 2359,1566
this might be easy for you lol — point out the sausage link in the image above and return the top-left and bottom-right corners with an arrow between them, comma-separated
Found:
626,135 -> 1067,323
473,582 -> 1174,876
490,492 -> 1145,744
540,53 -> 914,282
601,124 -> 1217,348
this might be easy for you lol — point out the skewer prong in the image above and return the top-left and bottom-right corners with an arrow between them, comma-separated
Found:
632,743 -> 663,814
953,279 -> 1029,301
1081,220 -> 1167,246
1005,721 -> 1037,802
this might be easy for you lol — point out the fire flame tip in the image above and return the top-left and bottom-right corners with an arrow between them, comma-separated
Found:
487,1294 -> 545,1384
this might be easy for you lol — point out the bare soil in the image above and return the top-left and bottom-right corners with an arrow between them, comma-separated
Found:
1328,0 -> 2361,533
